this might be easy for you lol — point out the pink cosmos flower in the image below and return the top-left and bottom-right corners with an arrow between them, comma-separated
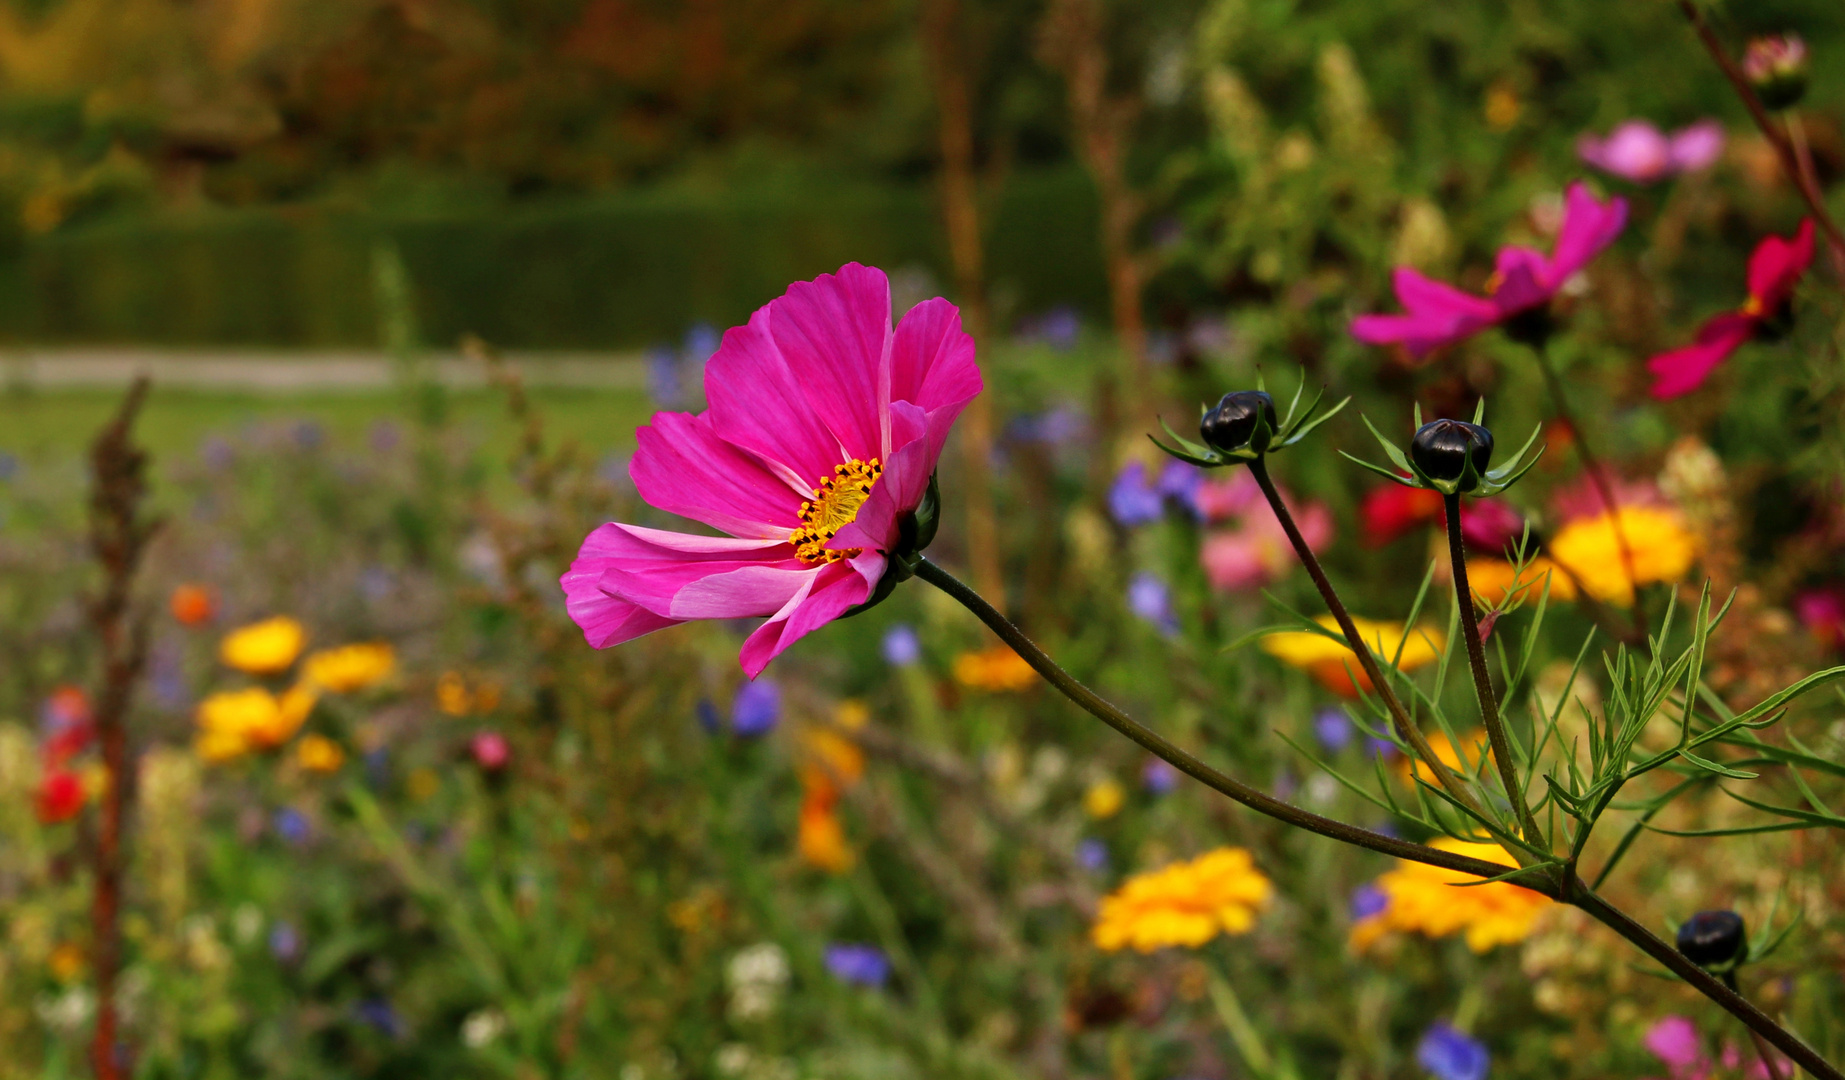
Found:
1200,479 -> 1333,591
1359,483 -> 1525,551
1794,586 -> 1845,652
1351,182 -> 1628,357
561,264 -> 981,677
1647,219 -> 1815,399
1578,120 -> 1725,184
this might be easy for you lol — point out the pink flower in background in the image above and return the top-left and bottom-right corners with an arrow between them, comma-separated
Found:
1194,470 -> 1264,523
1647,220 -> 1815,399
1578,120 -> 1724,183
1550,475 -> 1668,524
1641,1014 -> 1784,1080
1351,182 -> 1628,357
1795,586 -> 1845,652
1201,481 -> 1333,591
561,264 -> 982,676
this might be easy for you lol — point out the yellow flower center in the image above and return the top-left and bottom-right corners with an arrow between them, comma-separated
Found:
790,458 -> 881,565
1741,295 -> 1765,317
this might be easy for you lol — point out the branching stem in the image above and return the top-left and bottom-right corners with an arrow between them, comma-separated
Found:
1247,457 -> 1481,813
915,557 -> 1844,1079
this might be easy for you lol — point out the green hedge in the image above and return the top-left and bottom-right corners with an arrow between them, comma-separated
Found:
0,169 -> 1107,349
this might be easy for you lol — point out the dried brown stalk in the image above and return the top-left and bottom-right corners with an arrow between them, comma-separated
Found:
86,377 -> 161,1080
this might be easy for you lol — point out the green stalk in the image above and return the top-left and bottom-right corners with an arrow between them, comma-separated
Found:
1444,492 -> 1543,844
913,557 -> 1844,1079
1247,457 -> 1482,815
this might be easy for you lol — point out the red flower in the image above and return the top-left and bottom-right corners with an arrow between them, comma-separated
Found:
470,731 -> 510,772
1647,220 -> 1814,399
36,769 -> 85,824
1360,484 -> 1525,551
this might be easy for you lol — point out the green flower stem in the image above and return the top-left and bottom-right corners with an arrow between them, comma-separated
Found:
912,556 -> 1527,884
1527,342 -> 1649,644
1246,457 -> 1484,816
1569,888 -> 1839,1080
915,556 -> 1842,1077
1444,493 -> 1543,844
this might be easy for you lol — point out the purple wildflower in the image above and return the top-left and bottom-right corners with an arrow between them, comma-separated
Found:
882,624 -> 922,667
1142,758 -> 1178,795
1417,1022 -> 1489,1080
824,943 -> 891,988
1313,708 -> 1353,752
731,679 -> 780,737
1127,572 -> 1179,637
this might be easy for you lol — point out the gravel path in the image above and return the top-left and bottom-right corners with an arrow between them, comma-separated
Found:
1,348 -> 646,393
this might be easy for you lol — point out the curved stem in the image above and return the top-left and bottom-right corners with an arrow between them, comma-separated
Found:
1528,343 -> 1649,645
1445,494 -> 1543,844
915,555 -> 1842,1078
1677,0 -> 1845,271
1570,889 -> 1838,1080
913,556 -> 1536,884
1247,457 -> 1483,814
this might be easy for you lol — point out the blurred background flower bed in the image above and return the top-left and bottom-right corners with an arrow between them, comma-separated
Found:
2,0 -> 1845,1078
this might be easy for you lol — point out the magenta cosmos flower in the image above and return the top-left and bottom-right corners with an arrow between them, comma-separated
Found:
1646,219 -> 1814,399
1351,182 -> 1628,357
561,264 -> 981,676
1577,119 -> 1724,184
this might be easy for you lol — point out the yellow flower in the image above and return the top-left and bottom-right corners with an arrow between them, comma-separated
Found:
1084,779 -> 1125,819
953,645 -> 1038,692
436,670 -> 502,716
1091,847 -> 1273,953
1350,837 -> 1550,953
1464,557 -> 1579,605
219,616 -> 306,675
1260,616 -> 1445,697
1548,507 -> 1697,606
406,767 -> 441,801
302,642 -> 396,693
47,942 -> 85,982
295,734 -> 346,774
1398,729 -> 1487,787
1484,82 -> 1521,130
194,684 -> 319,762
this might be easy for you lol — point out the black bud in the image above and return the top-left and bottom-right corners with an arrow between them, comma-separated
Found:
1200,391 -> 1275,455
1410,419 -> 1494,492
1676,910 -> 1747,971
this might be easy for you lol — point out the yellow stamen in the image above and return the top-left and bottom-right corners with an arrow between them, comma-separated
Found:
1484,270 -> 1504,295
790,458 -> 881,565
1741,295 -> 1765,318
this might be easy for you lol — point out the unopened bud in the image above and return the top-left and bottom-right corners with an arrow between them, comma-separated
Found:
1743,35 -> 1808,112
1200,391 -> 1275,455
1410,419 -> 1494,493
1676,909 -> 1747,971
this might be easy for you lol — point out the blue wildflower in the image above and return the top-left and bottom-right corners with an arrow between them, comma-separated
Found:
1108,462 -> 1164,526
1142,758 -> 1178,795
355,998 -> 402,1039
823,943 -> 891,988
1350,883 -> 1388,921
273,808 -> 311,846
1127,572 -> 1179,637
1417,1022 -> 1489,1080
269,921 -> 302,962
881,624 -> 922,667
731,680 -> 780,737
696,697 -> 723,735
1076,838 -> 1109,872
1313,708 -> 1353,752
645,345 -> 683,407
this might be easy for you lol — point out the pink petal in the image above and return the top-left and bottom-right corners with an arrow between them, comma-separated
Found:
1491,246 -> 1554,312
560,523 -> 786,648
1548,181 -> 1628,285
1646,312 -> 1755,399
1578,121 -> 1671,182
891,296 -> 983,419
631,411 -> 802,538
1644,1016 -> 1702,1070
829,407 -> 933,554
668,564 -> 820,620
768,263 -> 893,463
738,560 -> 876,676
1746,219 -> 1815,307
1666,120 -> 1725,173
1351,267 -> 1503,355
573,523 -> 797,618
705,303 -> 851,492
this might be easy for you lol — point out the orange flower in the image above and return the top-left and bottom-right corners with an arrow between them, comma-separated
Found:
1398,730 -> 1487,787
302,643 -> 396,693
798,788 -> 853,873
295,734 -> 346,774
219,617 -> 306,675
1464,558 -> 1579,605
953,645 -> 1037,692
1261,616 -> 1445,698
1092,848 -> 1273,952
169,584 -> 217,626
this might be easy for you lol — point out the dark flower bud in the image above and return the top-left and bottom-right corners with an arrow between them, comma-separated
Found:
1743,35 -> 1808,112
1200,391 -> 1275,455
1676,910 -> 1747,971
1410,419 -> 1494,492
